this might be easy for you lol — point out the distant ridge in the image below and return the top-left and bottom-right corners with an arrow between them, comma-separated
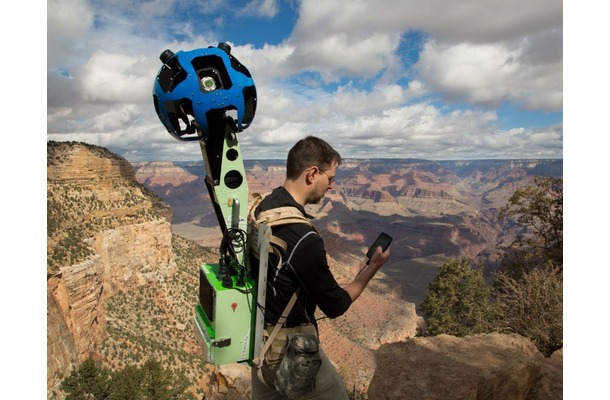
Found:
437,159 -> 563,179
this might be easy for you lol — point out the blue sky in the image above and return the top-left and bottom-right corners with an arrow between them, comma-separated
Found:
47,0 -> 563,161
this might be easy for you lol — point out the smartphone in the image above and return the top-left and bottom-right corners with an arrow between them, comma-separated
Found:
366,232 -> 393,260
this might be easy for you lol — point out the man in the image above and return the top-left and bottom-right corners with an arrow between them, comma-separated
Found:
251,136 -> 391,399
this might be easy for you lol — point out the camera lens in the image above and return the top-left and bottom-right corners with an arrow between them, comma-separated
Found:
201,76 -> 217,92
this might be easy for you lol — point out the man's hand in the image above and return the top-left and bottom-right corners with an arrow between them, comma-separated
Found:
369,245 -> 390,270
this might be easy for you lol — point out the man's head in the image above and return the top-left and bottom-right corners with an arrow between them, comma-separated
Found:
286,136 -> 342,179
285,136 -> 342,205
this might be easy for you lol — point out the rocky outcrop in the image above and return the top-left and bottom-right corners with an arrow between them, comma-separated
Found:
318,286 -> 424,394
206,363 -> 252,400
368,333 -> 545,400
47,142 -> 175,396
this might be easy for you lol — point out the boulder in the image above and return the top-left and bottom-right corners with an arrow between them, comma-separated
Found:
368,333 -> 544,400
207,363 -> 252,400
536,348 -> 563,400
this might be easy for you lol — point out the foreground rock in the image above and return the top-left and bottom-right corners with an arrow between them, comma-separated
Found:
537,348 -> 563,400
368,333 -> 545,400
207,363 -> 252,400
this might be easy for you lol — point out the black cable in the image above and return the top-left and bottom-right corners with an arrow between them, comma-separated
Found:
226,227 -> 247,255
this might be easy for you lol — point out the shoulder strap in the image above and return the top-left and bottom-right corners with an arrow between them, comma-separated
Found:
249,192 -> 316,232
255,207 -> 315,229
248,192 -> 318,267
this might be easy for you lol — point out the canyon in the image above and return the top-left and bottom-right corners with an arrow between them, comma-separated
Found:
134,157 -> 562,308
47,141 -> 562,399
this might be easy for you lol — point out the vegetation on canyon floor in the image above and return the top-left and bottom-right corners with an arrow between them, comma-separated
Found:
60,358 -> 194,400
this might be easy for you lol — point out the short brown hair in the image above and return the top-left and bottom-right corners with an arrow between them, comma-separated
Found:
286,136 -> 342,180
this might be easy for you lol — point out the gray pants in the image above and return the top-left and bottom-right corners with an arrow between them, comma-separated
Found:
251,346 -> 350,400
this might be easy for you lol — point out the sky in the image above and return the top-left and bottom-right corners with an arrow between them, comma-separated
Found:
46,0 -> 564,162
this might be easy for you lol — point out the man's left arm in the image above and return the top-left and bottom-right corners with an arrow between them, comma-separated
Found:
345,246 -> 390,302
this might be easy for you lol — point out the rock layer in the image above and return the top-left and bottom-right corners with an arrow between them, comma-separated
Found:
47,142 -> 174,395
368,333 -> 545,400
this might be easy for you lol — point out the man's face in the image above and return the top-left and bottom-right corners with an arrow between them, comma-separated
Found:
306,162 -> 338,205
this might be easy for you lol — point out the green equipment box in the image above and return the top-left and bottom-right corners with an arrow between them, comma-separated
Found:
192,263 -> 256,365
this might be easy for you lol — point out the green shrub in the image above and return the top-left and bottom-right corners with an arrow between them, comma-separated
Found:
420,258 -> 497,336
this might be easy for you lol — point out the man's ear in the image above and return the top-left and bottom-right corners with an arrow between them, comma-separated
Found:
304,167 -> 317,184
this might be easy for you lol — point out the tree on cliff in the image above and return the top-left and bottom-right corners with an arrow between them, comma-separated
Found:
498,176 -> 563,276
420,258 -> 496,336
60,359 -> 111,400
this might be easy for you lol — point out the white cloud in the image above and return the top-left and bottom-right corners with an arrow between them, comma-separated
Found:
415,37 -> 562,111
47,0 -> 93,38
77,51 -> 158,104
288,0 -> 562,108
330,82 -> 422,118
90,104 -> 139,132
238,96 -> 560,161
230,43 -> 296,84
139,0 -> 187,19
296,0 -> 561,43
291,32 -> 402,82
47,0 -> 95,71
416,40 -> 521,107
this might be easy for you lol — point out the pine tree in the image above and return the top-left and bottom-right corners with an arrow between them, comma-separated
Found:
60,359 -> 111,400
109,364 -> 142,400
140,359 -> 173,400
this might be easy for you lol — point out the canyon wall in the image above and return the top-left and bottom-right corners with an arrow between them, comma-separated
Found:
47,142 -> 175,395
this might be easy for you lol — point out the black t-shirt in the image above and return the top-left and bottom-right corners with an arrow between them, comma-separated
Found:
254,187 -> 352,327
